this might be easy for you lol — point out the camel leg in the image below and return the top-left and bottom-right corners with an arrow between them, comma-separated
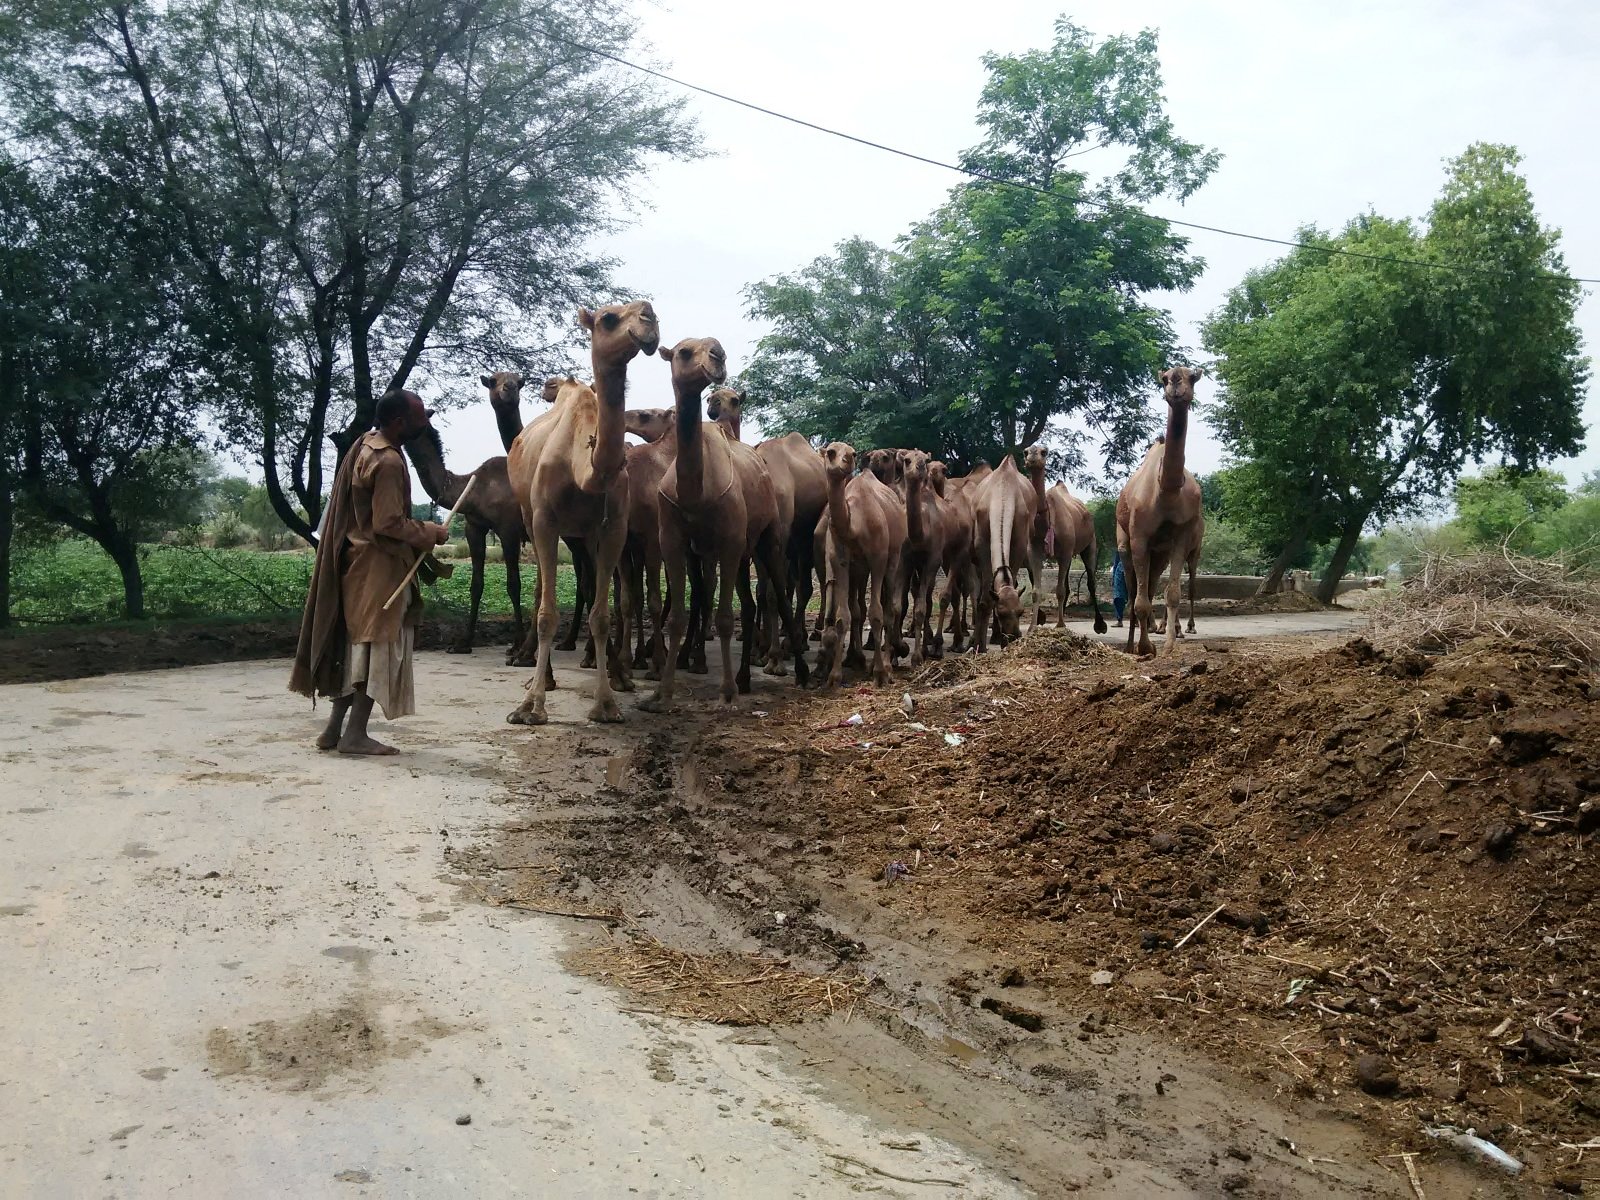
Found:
583,518 -> 626,721
867,556 -> 892,687
557,538 -> 587,652
792,539 -> 817,651
639,523 -> 689,713
610,558 -> 635,694
503,532 -> 527,652
1054,552 -> 1069,629
643,543 -> 665,680
508,512 -> 561,725
735,558 -> 758,696
1027,541 -> 1046,634
1082,546 -> 1107,635
821,539 -> 850,689
712,550 -> 740,704
1186,546 -> 1199,635
908,562 -> 933,668
1163,554 -> 1182,657
1129,539 -> 1157,658
973,545 -> 993,654
452,520 -> 488,654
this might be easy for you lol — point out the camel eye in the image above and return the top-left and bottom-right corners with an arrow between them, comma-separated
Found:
602,313 -> 619,328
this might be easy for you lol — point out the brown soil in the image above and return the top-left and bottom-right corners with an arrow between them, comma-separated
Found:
488,627 -> 1597,1195
0,614 -> 523,685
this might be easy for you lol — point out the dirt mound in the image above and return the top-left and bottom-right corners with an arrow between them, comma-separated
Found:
697,636 -> 1598,1179
1370,550 -> 1600,666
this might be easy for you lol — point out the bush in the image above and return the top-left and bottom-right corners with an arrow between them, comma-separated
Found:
207,512 -> 252,549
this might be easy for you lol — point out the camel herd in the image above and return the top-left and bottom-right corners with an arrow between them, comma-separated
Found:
406,302 -> 1206,725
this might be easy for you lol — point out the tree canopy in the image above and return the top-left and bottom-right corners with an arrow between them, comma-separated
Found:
743,18 -> 1215,480
1202,144 -> 1588,600
1,0 -> 698,540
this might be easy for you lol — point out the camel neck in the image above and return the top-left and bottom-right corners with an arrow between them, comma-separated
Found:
905,472 -> 925,543
673,379 -> 705,505
826,473 -> 853,542
1028,460 -> 1049,534
1160,402 -> 1189,493
715,413 -> 741,441
590,354 -> 628,485
403,433 -> 466,507
491,401 -> 523,454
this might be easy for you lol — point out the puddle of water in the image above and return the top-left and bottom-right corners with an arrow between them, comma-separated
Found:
939,1035 -> 982,1064
121,843 -> 158,859
139,1067 -> 172,1081
0,904 -> 33,917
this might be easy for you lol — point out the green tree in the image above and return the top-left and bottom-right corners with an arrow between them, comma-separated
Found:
1453,467 -> 1569,549
3,0 -> 698,540
1203,144 -> 1587,602
744,18 -> 1216,479
1,155 -> 213,618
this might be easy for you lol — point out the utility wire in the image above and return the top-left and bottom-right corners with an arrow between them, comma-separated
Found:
548,32 -> 1600,287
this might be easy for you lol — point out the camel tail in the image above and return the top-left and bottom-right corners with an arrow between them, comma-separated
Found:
991,486 -> 1015,587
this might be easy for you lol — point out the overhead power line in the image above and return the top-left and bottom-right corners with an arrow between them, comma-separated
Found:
548,32 -> 1600,287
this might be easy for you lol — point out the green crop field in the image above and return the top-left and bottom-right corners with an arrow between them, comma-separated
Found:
8,539 -> 574,626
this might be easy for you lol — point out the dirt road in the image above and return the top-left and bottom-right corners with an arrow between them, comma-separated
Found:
0,655 -> 1022,1197
0,607 -> 1447,1199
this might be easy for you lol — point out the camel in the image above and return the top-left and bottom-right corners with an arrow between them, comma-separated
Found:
972,453 -> 1041,650
897,449 -> 948,666
817,442 -> 907,688
935,462 -> 990,651
1039,481 -> 1108,633
505,301 -> 658,725
706,386 -> 827,675
639,339 -> 809,712
402,421 -> 526,655
1116,367 -> 1206,657
1021,451 -> 1108,635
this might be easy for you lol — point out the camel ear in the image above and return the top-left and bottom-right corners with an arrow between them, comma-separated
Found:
577,307 -> 597,331
480,374 -> 494,389
514,373 -> 525,387
1159,369 -> 1171,385
657,346 -> 672,361
1190,367 -> 1205,381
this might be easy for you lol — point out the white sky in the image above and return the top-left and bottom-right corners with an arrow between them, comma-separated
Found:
427,0 -> 1600,504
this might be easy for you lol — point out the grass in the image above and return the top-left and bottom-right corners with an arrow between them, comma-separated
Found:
8,538 -> 574,627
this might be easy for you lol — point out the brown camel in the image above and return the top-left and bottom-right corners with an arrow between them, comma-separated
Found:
1116,367 -> 1206,657
639,339 -> 809,711
972,453 -> 1041,650
935,462 -> 990,650
491,373 -> 599,666
706,386 -> 827,675
897,449 -> 948,666
403,421 -> 526,655
1039,481 -> 1108,633
1022,451 -> 1108,635
817,442 -> 906,688
505,301 -> 658,724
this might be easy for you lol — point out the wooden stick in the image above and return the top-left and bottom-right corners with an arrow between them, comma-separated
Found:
383,473 -> 477,610
1174,903 -> 1227,951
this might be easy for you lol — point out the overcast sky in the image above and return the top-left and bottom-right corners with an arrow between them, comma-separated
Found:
428,0 -> 1600,504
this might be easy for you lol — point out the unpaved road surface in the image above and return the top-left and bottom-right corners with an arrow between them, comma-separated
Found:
0,607 -> 1450,1199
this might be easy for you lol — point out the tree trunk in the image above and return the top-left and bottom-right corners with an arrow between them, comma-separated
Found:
0,481 -> 12,628
1255,528 -> 1307,598
106,531 -> 145,619
1316,526 -> 1365,605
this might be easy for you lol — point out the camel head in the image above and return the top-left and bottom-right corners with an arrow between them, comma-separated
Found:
1023,444 -> 1048,477
1159,366 -> 1203,408
863,448 -> 900,486
705,386 -> 744,428
658,337 -> 728,394
579,300 -> 660,364
538,375 -> 575,405
993,568 -> 1024,641
927,460 -> 949,498
897,448 -> 931,488
624,407 -> 674,443
821,441 -> 857,483
480,371 -> 524,411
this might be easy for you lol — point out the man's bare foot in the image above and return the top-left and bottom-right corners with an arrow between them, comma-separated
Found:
315,731 -> 340,751
338,734 -> 398,756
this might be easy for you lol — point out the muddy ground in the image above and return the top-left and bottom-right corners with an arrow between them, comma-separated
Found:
469,609 -> 1588,1198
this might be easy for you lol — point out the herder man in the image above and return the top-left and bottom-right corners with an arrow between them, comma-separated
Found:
290,389 -> 450,754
